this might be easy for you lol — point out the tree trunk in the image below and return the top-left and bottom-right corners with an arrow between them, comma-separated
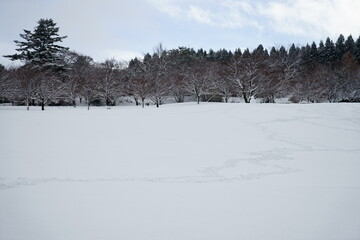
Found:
26,99 -> 29,111
197,95 -> 200,104
41,100 -> 45,111
134,96 -> 139,106
141,98 -> 145,108
87,101 -> 90,110
242,91 -> 250,103
270,95 -> 275,103
73,99 -> 76,108
156,98 -> 159,108
79,97 -> 82,103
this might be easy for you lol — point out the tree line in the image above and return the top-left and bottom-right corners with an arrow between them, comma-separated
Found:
1,19 -> 360,110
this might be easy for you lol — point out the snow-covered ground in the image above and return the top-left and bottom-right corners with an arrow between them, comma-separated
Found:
1,103 -> 360,240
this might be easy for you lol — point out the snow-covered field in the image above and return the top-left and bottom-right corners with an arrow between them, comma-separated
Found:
1,103 -> 360,240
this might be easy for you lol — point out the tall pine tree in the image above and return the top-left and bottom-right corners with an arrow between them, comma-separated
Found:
355,35 -> 360,63
335,34 -> 346,60
4,19 -> 69,70
345,35 -> 355,54
324,37 -> 336,65
309,42 -> 319,65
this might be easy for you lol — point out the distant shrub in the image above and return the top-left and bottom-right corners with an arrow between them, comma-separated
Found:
49,100 -> 72,106
289,95 -> 301,103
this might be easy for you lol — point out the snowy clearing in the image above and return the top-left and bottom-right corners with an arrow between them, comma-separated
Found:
1,103 -> 360,240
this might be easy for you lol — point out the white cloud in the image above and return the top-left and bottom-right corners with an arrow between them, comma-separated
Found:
261,0 -> 360,38
187,5 -> 213,25
146,0 -> 184,18
219,0 -> 261,29
147,0 -> 360,38
146,0 -> 261,29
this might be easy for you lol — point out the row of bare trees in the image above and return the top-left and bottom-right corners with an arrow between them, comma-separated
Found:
1,37 -> 360,110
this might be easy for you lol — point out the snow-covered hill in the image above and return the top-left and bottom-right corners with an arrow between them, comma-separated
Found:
1,103 -> 360,240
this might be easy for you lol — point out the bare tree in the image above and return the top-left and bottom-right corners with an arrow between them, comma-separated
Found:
0,66 -> 16,103
292,72 -> 327,103
252,45 -> 302,103
10,66 -> 38,110
80,66 -> 100,110
127,57 -> 154,108
338,52 -> 360,101
346,68 -> 360,101
288,52 -> 360,103
35,70 -> 67,110
182,59 -> 214,104
5,66 -> 64,110
166,49 -> 187,103
146,52 -> 172,107
171,74 -> 187,103
313,65 -> 341,102
211,62 -> 235,103
63,52 -> 94,107
228,48 -> 268,103
95,59 -> 124,106
167,47 -> 200,103
126,48 -> 172,108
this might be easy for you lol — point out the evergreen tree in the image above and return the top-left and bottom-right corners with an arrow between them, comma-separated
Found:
214,49 -> 231,62
289,44 -> 300,58
318,40 -> 326,63
4,19 -> 68,70
309,42 -> 318,65
207,49 -> 215,61
300,44 -> 311,65
345,35 -> 355,54
324,37 -> 336,64
335,34 -> 346,60
196,48 -> 206,59
355,35 -> 360,62
253,44 -> 269,60
278,46 -> 287,58
269,47 -> 278,58
253,44 -> 266,56
264,49 -> 269,57
242,48 -> 251,58
177,47 -> 197,66
228,50 -> 233,59
234,48 -> 242,59
143,53 -> 152,64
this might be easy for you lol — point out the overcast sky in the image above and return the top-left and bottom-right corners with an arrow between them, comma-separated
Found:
1,0 -> 359,66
